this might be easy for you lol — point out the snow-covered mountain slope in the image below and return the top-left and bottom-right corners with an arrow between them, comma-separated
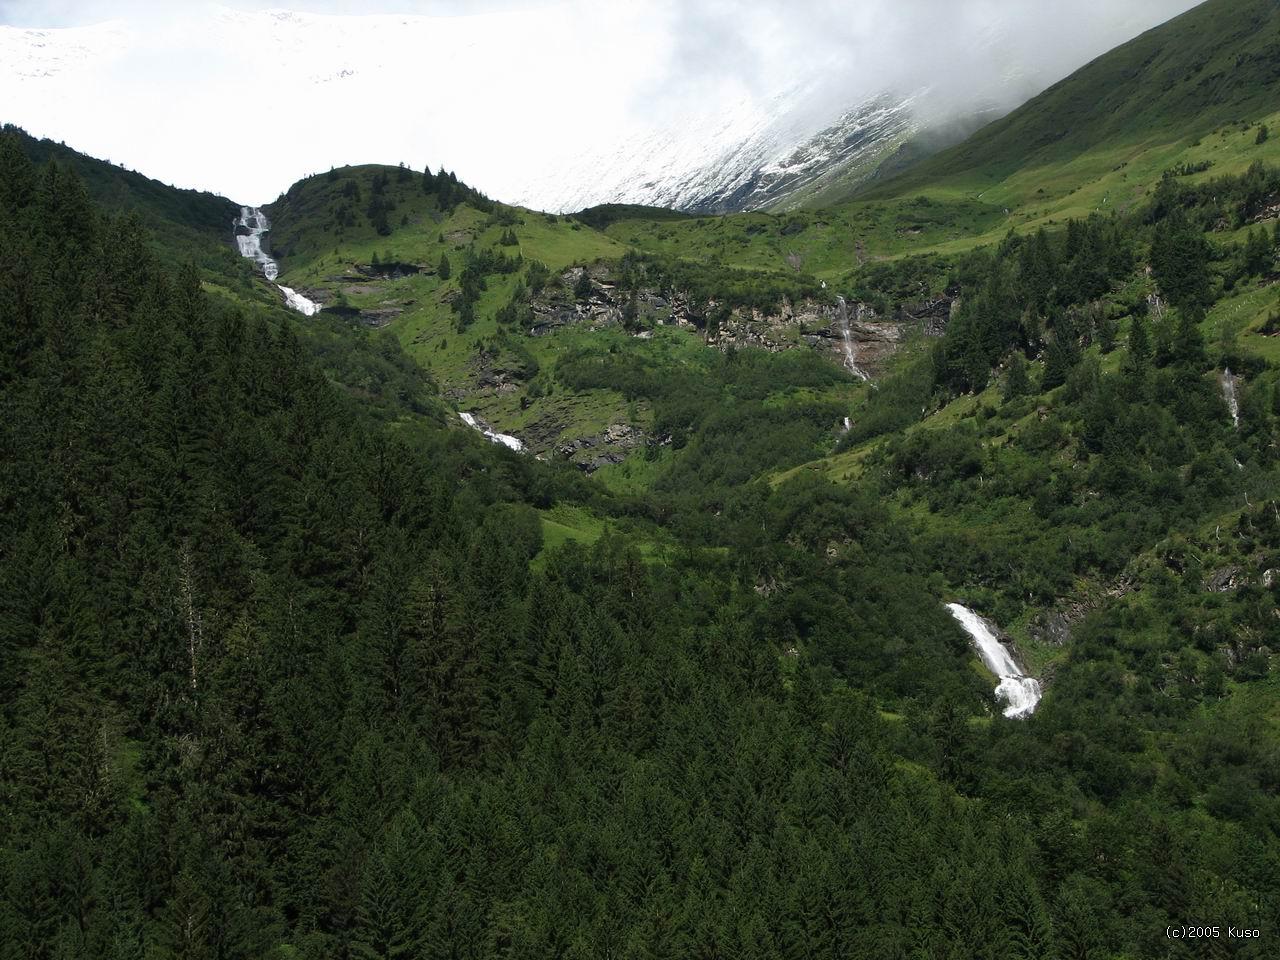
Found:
688,92 -> 924,214
521,83 -> 997,215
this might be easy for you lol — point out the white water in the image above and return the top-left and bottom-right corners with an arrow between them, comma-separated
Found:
945,603 -> 1042,719
459,412 -> 525,453
1221,368 -> 1240,429
233,207 -> 321,316
836,296 -> 870,381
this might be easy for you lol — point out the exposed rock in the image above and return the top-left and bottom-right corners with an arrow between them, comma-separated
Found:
1029,602 -> 1089,647
556,421 -> 648,472
712,296 -> 945,377
1205,566 -> 1245,593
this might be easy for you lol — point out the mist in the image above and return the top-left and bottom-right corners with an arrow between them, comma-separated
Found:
0,0 -> 1203,207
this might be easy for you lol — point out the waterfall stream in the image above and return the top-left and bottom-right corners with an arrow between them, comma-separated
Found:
459,412 -> 525,452
945,603 -> 1042,719
1221,368 -> 1240,429
836,296 -> 870,381
233,207 -> 321,317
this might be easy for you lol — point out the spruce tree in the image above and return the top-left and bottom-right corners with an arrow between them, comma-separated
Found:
1002,353 -> 1030,402
1150,208 -> 1210,308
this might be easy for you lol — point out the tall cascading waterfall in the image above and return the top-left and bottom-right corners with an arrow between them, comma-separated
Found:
233,207 -> 321,317
1221,368 -> 1240,429
945,603 -> 1042,719
836,296 -> 870,381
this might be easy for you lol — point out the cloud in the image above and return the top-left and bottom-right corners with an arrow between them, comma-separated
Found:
0,0 -> 1202,206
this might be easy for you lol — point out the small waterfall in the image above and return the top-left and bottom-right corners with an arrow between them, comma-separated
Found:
233,207 -> 321,317
945,603 -> 1042,719
1220,368 -> 1240,429
459,412 -> 525,452
836,296 -> 870,381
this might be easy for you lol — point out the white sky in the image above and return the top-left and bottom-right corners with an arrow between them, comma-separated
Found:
0,0 -> 1202,207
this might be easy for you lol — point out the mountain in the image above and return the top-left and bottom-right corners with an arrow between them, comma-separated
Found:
869,0 -> 1280,198
529,86 -> 929,215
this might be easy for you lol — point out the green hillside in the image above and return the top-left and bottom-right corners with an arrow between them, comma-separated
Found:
594,0 -> 1280,279
873,0 -> 1280,195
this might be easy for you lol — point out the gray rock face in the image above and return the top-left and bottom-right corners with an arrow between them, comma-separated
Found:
1205,566 -> 1246,593
1029,602 -> 1090,647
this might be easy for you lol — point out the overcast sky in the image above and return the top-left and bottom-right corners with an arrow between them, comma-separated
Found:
0,0 -> 1202,207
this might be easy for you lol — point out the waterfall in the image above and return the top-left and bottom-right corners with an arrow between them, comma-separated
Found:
945,603 -> 1042,719
836,296 -> 870,381
1220,368 -> 1240,429
233,207 -> 321,317
459,412 -> 525,452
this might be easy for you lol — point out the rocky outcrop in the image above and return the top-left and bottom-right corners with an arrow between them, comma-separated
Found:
1029,602 -> 1090,647
532,268 -> 949,380
556,422 -> 653,472
712,295 -> 945,378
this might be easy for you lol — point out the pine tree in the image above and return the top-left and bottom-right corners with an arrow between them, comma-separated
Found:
351,813 -> 432,960
1150,208 -> 1210,308
1245,227 -> 1273,276
437,253 -> 451,281
1002,353 -> 1030,402
1172,305 -> 1206,370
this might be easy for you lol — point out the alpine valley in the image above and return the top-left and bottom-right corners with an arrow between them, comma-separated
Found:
2,0 -> 1280,956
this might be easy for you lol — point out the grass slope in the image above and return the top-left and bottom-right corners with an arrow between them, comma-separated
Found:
870,0 -> 1280,197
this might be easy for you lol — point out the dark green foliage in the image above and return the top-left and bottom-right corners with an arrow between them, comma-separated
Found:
1151,208 -> 1211,308
1258,123 -> 1270,145
5,111 -> 1280,960
437,252 -> 451,281
525,259 -> 549,293
635,252 -> 826,314
1245,226 -> 1275,276
1002,353 -> 1031,402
